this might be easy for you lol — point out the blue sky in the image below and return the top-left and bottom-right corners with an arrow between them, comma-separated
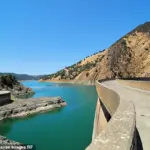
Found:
0,0 -> 149,75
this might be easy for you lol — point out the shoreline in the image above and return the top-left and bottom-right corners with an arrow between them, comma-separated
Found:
0,97 -> 66,121
39,79 -> 95,86
0,96 -> 67,144
0,102 -> 67,121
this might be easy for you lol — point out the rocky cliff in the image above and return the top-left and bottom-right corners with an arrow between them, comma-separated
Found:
41,22 -> 150,84
0,75 -> 34,98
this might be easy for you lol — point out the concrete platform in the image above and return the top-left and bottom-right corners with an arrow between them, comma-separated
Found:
0,91 -> 10,94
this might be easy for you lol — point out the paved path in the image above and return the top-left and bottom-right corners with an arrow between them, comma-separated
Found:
102,80 -> 150,150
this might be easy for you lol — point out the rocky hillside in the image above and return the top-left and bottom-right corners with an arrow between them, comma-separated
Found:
40,22 -> 150,84
0,74 -> 34,98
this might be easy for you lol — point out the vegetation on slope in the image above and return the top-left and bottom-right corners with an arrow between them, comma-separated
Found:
0,74 -> 35,98
41,22 -> 150,83
41,50 -> 106,80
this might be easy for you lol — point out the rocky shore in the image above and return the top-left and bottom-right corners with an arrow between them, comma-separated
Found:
0,96 -> 66,145
0,74 -> 35,98
0,135 -> 20,145
11,84 -> 35,98
0,97 -> 66,120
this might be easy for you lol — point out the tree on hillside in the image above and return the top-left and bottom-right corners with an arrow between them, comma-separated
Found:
86,72 -> 89,77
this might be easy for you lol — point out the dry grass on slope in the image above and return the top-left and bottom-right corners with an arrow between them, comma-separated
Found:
80,50 -> 107,66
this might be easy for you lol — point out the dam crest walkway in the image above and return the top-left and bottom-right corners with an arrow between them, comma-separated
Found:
103,80 -> 150,150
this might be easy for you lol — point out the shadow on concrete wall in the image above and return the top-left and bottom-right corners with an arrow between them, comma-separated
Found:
136,128 -> 143,150
120,77 -> 150,81
1,99 -> 13,106
100,99 -> 143,150
99,77 -> 150,81
100,100 -> 111,122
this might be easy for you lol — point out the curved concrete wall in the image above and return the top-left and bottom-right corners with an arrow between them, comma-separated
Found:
118,79 -> 150,91
0,91 -> 10,106
86,81 -> 136,150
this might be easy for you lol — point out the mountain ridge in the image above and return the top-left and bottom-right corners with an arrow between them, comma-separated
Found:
40,22 -> 150,84
0,73 -> 46,81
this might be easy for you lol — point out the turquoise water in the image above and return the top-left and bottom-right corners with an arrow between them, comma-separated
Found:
0,81 -> 97,150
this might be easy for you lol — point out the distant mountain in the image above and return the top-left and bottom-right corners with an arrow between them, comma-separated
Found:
0,73 -> 46,80
40,22 -> 150,84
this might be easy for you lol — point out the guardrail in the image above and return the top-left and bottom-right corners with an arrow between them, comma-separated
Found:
86,80 -> 136,150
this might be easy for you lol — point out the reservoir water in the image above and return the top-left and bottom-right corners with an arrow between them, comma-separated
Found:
0,81 -> 97,150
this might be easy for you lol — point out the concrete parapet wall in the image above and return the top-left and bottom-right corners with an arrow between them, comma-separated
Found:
92,98 -> 108,141
86,81 -> 136,150
117,79 -> 150,91
0,91 -> 11,106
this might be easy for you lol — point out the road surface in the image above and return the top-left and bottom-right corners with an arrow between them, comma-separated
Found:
102,80 -> 150,150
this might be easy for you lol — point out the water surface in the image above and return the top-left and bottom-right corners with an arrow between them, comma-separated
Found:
0,81 -> 97,150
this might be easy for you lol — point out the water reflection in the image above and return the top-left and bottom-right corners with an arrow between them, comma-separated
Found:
0,119 -> 14,135
0,107 -> 64,136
